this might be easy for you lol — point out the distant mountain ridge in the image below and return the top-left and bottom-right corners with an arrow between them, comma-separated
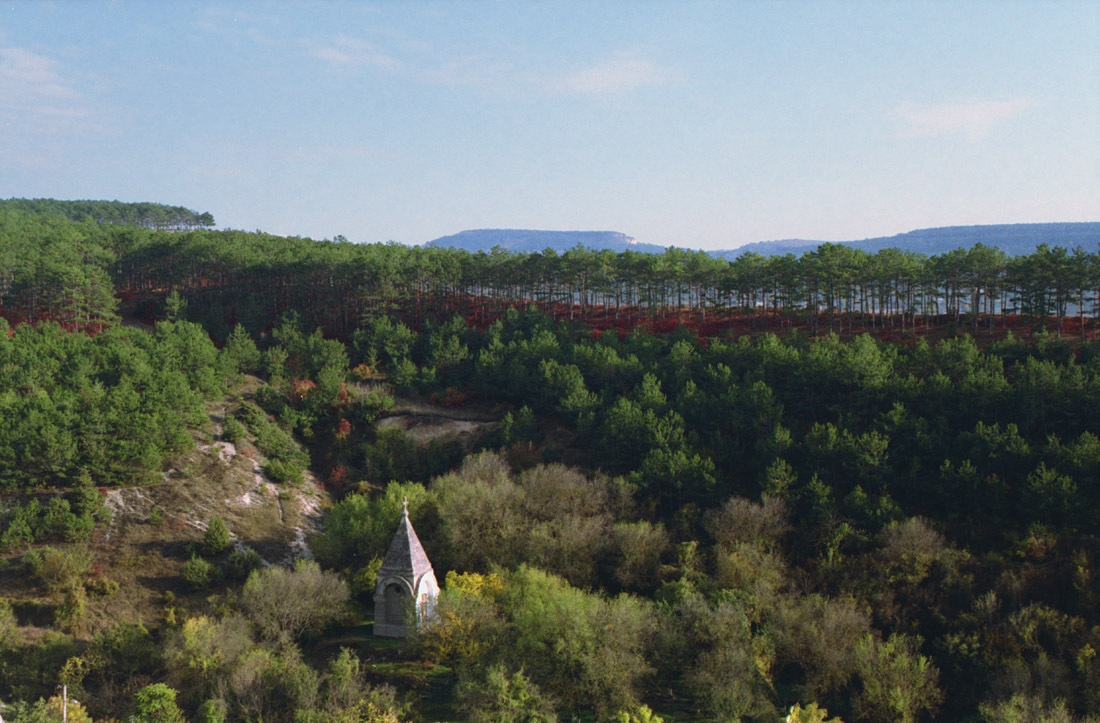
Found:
717,222 -> 1100,259
426,223 -> 1100,258
424,229 -> 667,254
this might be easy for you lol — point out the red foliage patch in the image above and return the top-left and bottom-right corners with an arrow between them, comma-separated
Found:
325,464 -> 349,493
441,386 -> 468,408
290,379 -> 317,402
335,418 -> 352,439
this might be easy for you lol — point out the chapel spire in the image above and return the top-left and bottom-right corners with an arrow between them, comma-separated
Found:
373,502 -> 438,637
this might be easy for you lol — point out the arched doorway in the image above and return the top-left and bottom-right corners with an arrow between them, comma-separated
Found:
383,582 -> 406,625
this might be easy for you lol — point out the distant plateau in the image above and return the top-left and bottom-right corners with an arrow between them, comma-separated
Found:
425,222 -> 1100,258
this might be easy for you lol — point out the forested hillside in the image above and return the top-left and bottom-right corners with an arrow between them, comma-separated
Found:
4,200 -> 1098,342
2,200 -> 1100,723
0,199 -> 215,230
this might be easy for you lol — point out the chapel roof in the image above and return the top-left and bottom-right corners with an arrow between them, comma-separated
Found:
378,498 -> 433,578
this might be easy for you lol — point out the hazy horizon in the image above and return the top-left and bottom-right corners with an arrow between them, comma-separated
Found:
2,2 -> 1098,250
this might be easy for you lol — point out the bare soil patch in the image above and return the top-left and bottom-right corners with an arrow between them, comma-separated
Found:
375,413 -> 490,444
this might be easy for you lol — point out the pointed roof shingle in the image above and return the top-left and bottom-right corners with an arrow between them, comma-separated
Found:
378,498 -> 433,579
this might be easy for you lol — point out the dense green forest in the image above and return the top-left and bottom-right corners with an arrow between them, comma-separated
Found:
3,199 -> 1099,341
0,199 -> 216,230
2,200 -> 1100,723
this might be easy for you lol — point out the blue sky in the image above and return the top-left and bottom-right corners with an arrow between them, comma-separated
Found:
1,1 -> 1098,250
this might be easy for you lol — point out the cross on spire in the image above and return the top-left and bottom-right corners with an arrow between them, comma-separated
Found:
402,496 -> 409,517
